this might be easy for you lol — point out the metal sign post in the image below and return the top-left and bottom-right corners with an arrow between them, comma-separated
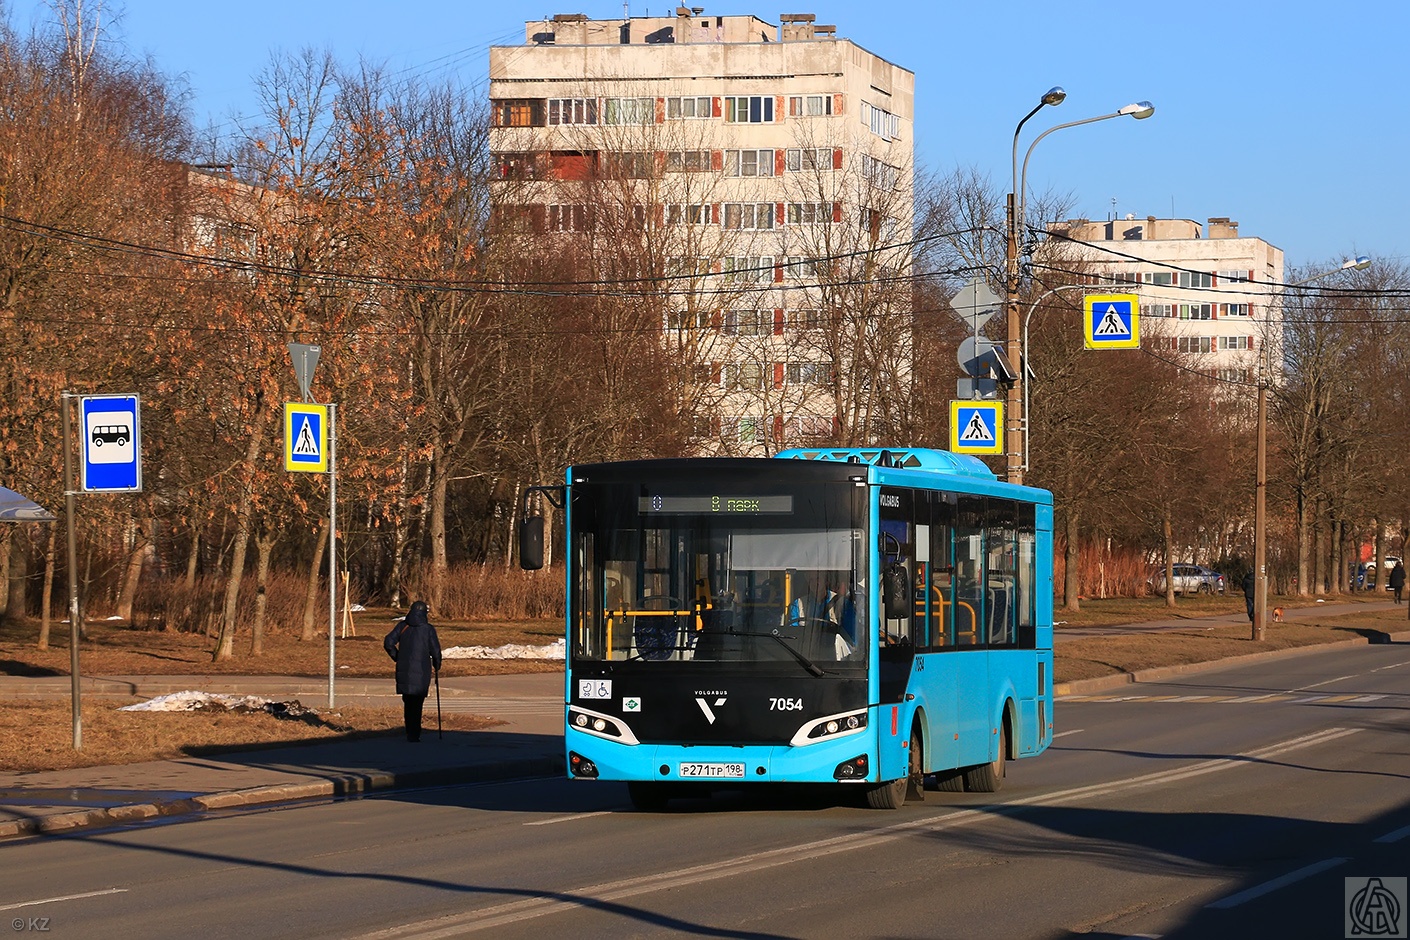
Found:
61,393 -> 82,749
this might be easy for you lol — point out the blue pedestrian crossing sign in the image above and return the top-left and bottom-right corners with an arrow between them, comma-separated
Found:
950,400 -> 1003,455
1084,293 -> 1140,349
80,394 -> 141,492
284,403 -> 328,473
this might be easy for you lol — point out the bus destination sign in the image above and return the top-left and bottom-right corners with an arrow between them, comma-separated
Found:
639,495 -> 793,515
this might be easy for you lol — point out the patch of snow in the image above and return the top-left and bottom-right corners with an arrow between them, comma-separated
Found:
443,638 -> 565,660
350,603 -> 366,611
120,691 -> 319,722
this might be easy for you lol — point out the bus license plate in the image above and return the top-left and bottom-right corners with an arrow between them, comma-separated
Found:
678,762 -> 745,779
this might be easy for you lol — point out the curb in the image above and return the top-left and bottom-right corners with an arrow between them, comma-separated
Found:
0,754 -> 563,842
1054,629 -> 1410,697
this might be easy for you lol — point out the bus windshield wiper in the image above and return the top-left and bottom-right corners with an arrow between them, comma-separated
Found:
722,630 -> 827,677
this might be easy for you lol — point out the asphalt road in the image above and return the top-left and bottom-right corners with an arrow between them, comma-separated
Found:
3,642 -> 1407,940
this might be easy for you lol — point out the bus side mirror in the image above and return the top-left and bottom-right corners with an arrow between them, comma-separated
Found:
882,563 -> 909,620
519,516 -> 545,570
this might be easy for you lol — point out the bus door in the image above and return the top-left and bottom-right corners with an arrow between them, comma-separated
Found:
952,495 -> 991,766
921,492 -> 960,772
877,487 -> 916,704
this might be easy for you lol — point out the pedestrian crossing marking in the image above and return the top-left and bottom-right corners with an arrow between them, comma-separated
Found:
1094,306 -> 1131,337
960,412 -> 994,443
292,417 -> 319,456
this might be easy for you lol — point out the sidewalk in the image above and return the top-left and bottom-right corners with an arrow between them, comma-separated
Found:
0,672 -> 565,841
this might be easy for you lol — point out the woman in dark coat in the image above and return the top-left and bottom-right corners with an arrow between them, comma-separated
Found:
383,600 -> 443,742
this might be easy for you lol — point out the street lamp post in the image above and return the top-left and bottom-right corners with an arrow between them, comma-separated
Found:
1005,93 -> 1154,485
1252,255 -> 1371,639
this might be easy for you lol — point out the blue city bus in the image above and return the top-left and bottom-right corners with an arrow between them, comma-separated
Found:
519,447 -> 1054,810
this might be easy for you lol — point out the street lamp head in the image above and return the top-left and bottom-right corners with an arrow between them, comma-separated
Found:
1119,101 -> 1156,119
1040,86 -> 1067,107
1343,255 -> 1372,271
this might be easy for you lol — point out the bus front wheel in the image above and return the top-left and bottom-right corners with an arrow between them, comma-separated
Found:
963,721 -> 1007,793
868,726 -> 923,809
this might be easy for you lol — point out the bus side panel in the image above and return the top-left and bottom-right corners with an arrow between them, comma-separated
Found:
953,651 -> 992,768
991,649 -> 1035,756
1035,502 -> 1054,650
908,653 -> 959,772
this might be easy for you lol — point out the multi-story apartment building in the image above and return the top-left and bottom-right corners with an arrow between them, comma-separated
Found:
1051,215 -> 1285,385
489,10 -> 914,453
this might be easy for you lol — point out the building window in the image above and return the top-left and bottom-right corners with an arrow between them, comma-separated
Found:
666,256 -> 710,278
1178,271 -> 1213,289
603,97 -> 654,125
1178,303 -> 1213,320
785,147 -> 832,172
1220,303 -> 1251,317
493,99 -> 544,127
725,149 -> 774,177
604,152 -> 653,178
1176,336 -> 1214,354
665,150 -> 710,172
722,256 -> 774,282
860,100 -> 900,140
667,308 -> 712,330
783,256 -> 822,280
786,361 -> 832,386
787,309 -> 822,333
1143,271 -> 1175,286
547,98 -> 597,125
666,95 -> 712,119
548,204 -> 589,232
495,152 -> 541,180
861,154 -> 900,191
1141,303 -> 1174,318
722,203 -> 775,230
786,203 -> 833,225
1217,269 -> 1252,284
724,95 -> 774,123
666,203 -> 711,225
788,94 -> 833,117
723,310 -> 767,336
724,363 -> 765,390
1219,335 -> 1252,350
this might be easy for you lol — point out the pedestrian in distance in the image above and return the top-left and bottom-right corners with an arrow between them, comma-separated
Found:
1392,561 -> 1406,604
1241,570 -> 1256,623
383,600 -> 442,743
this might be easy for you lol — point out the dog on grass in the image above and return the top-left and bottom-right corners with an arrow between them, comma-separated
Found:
1272,606 -> 1285,623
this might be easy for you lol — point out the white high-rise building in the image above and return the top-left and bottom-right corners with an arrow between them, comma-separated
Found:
1052,216 -> 1285,385
489,10 -> 915,453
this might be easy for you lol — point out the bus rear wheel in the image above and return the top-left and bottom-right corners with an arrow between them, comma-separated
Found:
963,721 -> 1007,793
927,769 -> 965,792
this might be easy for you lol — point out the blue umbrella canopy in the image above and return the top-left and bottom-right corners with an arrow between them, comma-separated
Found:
0,486 -> 56,522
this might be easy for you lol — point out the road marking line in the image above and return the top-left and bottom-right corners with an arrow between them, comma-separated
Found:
1300,674 -> 1356,690
355,727 -> 1358,939
1348,694 -> 1386,703
1288,695 -> 1327,703
523,812 -> 611,827
1373,824 -> 1410,844
1205,857 -> 1348,909
0,888 -> 128,912
1052,729 -> 1084,738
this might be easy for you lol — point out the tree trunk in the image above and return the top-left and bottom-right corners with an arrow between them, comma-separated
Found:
184,525 -> 201,589
1313,497 -> 1326,595
116,518 -> 152,622
1162,511 -> 1176,608
251,528 -> 274,656
214,411 -> 271,661
429,441 -> 449,611
301,517 -> 329,641
1062,509 -> 1080,613
6,525 -> 30,622
1296,489 -> 1311,597
38,526 -> 56,649
0,527 -> 10,617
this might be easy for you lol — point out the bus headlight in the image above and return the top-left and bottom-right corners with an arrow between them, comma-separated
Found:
567,706 -> 640,745
790,709 -> 868,746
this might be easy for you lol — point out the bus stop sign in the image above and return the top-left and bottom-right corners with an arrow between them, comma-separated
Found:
80,394 -> 141,492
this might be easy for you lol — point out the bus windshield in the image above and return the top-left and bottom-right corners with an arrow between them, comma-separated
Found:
570,477 -> 867,672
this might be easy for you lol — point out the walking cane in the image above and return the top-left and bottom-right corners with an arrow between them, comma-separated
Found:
434,664 -> 443,739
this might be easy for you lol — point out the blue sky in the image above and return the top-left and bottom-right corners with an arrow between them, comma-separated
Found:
24,0 -> 1409,268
